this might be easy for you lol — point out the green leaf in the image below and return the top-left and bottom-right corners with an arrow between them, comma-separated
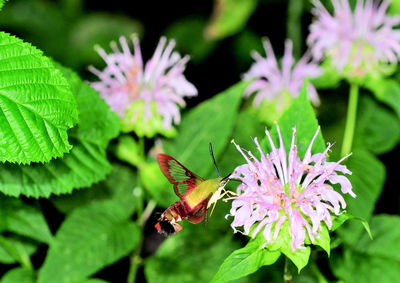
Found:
333,215 -> 400,283
331,213 -> 372,240
67,12 -> 143,69
1,267 -> 35,283
38,200 -> 141,283
145,232 -> 240,283
211,236 -> 281,283
51,163 -> 138,214
0,0 -> 4,10
0,197 -> 52,244
364,77 -> 400,120
312,224 -> 330,256
337,150 -> 385,244
165,18 -> 216,64
265,222 -> 311,272
0,65 -> 119,197
0,32 -> 78,164
0,235 -> 37,266
205,0 -> 257,40
139,161 -> 176,208
57,64 -> 120,148
163,81 -> 245,178
218,110 -> 265,178
353,96 -> 400,154
267,82 -> 326,157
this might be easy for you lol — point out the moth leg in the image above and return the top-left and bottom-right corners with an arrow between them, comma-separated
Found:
209,199 -> 218,217
221,189 -> 237,202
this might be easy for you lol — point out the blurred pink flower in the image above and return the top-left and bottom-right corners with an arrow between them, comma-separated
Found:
243,39 -> 322,107
308,0 -> 400,74
89,36 -> 197,129
228,126 -> 355,251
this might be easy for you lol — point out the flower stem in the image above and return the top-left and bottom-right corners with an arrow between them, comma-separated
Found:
284,257 -> 292,283
341,83 -> 359,157
127,199 -> 157,283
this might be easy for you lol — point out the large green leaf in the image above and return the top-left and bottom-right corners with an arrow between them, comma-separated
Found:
51,163 -> 137,214
337,150 -> 385,244
205,0 -> 257,40
0,267 -> 35,283
38,200 -> 141,283
364,77 -> 400,120
0,65 -> 119,197
0,32 -> 78,164
0,197 -> 52,243
265,83 -> 326,157
353,96 -> 400,154
0,235 -> 37,266
163,81 -> 245,178
333,215 -> 400,283
211,235 -> 281,283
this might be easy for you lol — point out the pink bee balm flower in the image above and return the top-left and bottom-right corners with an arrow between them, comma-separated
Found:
308,0 -> 400,76
228,126 -> 355,251
243,39 -> 322,107
89,36 -> 197,130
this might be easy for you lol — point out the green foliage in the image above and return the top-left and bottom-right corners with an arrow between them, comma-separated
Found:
67,13 -> 143,69
232,29 -> 263,69
267,83 -> 326,157
205,0 -> 257,40
145,228 -> 239,283
0,65 -> 119,197
0,32 -> 78,164
211,235 -> 281,283
354,96 -> 400,154
333,215 -> 400,283
38,199 -> 141,283
1,267 -> 35,283
337,150 -> 385,245
311,224 -> 330,256
0,0 -> 143,70
163,81 -> 246,178
265,222 -> 311,272
218,110 -> 265,177
0,0 -> 4,10
364,77 -> 400,120
311,61 -> 341,89
0,197 -> 52,243
51,163 -> 138,214
165,18 -> 216,64
0,235 -> 37,266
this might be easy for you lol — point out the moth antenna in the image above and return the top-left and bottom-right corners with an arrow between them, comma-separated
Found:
209,142 -> 221,177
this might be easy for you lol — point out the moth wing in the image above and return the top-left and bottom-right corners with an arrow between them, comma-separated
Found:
187,209 -> 206,224
157,153 -> 204,198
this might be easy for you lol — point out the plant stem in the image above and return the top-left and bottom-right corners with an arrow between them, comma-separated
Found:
341,83 -> 359,157
287,0 -> 304,59
284,257 -> 292,283
127,200 -> 157,283
310,261 -> 329,283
